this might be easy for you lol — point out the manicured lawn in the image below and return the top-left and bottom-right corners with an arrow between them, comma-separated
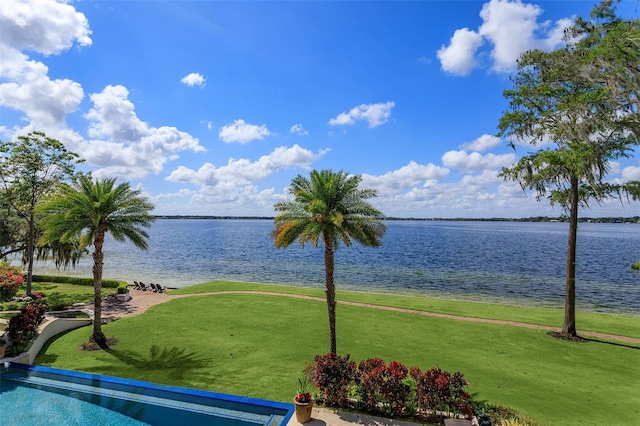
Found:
172,280 -> 640,338
37,281 -> 640,425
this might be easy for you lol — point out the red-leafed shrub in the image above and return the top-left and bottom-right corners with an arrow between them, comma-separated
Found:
305,354 -> 528,423
313,352 -> 357,407
410,366 -> 473,419
6,302 -> 47,356
357,357 -> 386,412
0,262 -> 24,302
357,358 -> 411,417
30,291 -> 47,300
380,360 -> 411,418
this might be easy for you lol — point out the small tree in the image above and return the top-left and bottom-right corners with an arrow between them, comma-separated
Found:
38,176 -> 155,348
0,132 -> 82,294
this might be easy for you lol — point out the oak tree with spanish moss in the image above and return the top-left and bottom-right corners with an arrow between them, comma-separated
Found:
498,0 -> 640,338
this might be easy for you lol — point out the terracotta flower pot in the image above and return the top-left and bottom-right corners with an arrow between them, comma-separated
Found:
293,397 -> 314,424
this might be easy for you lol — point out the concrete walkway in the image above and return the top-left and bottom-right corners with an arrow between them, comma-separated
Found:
287,407 -> 474,425
287,406 -> 424,426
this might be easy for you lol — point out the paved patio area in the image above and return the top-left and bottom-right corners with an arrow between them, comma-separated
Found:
287,406 -> 424,426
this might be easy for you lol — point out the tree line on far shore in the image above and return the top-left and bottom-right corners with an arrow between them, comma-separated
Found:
154,215 -> 640,223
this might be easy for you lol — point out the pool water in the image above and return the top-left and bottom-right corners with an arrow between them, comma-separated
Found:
0,363 -> 293,425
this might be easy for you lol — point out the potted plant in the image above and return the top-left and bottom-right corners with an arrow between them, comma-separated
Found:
116,283 -> 131,302
293,378 -> 314,424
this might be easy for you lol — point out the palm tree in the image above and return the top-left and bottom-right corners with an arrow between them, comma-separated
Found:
38,175 -> 155,348
272,169 -> 386,353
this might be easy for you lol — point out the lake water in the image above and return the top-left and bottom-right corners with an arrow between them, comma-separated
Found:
30,219 -> 640,316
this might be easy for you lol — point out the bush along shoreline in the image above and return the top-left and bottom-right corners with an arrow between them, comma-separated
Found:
31,274 -> 122,288
308,353 -> 536,426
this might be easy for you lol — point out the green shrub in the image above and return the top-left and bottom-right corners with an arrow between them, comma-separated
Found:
631,260 -> 640,271
471,401 -> 537,426
31,275 -> 122,288
117,283 -> 128,294
0,301 -> 24,311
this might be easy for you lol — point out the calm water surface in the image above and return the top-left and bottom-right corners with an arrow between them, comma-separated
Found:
31,219 -> 640,315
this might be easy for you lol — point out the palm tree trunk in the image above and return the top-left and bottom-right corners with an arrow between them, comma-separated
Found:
91,230 -> 108,348
323,232 -> 337,354
562,178 -> 579,337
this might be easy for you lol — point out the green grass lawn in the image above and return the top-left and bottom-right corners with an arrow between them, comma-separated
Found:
171,280 -> 640,338
0,281 -> 113,312
37,281 -> 640,426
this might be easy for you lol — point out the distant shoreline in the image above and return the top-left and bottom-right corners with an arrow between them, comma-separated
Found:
153,215 -> 640,224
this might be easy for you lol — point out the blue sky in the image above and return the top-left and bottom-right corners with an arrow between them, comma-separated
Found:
1,0 -> 639,218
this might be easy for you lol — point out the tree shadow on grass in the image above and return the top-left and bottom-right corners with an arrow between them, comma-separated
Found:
36,339 -> 58,366
548,331 -> 640,350
104,344 -> 214,382
581,337 -> 640,350
34,329 -> 74,365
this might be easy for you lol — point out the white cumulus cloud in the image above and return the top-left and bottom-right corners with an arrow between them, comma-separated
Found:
0,0 -> 91,134
478,0 -> 543,73
622,166 -> 640,182
167,144 -> 326,187
219,119 -> 270,144
80,85 -> 205,178
153,188 -> 196,201
166,145 -> 329,215
442,150 -> 516,171
438,0 -> 573,75
290,123 -> 308,136
361,161 -> 450,195
165,144 -> 328,212
181,72 -> 206,87
86,85 -> 147,142
437,28 -> 484,76
0,46 -> 84,128
0,0 -> 92,55
329,101 -> 395,128
460,134 -> 502,151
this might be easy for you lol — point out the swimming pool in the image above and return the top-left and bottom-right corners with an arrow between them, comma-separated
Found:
0,363 -> 294,425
